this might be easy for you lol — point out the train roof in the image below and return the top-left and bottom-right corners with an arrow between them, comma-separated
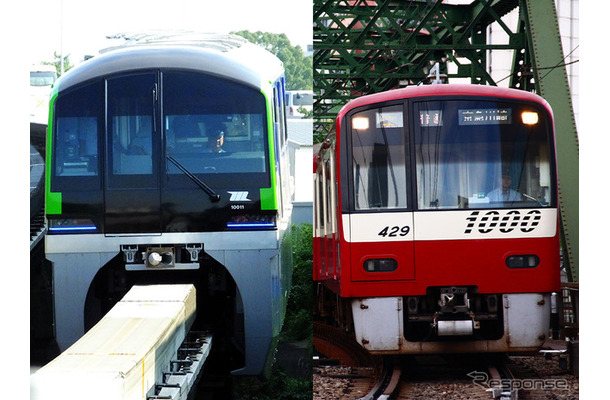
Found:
53,33 -> 284,93
338,84 -> 553,120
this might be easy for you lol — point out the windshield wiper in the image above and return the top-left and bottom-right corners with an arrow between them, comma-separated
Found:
522,192 -> 543,206
167,156 -> 221,202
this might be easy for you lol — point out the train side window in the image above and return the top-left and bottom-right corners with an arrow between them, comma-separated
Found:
350,105 -> 408,210
52,81 -> 102,190
316,165 -> 325,231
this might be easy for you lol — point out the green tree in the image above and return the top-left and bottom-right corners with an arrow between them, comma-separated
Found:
232,31 -> 312,91
42,51 -> 74,77
282,223 -> 313,342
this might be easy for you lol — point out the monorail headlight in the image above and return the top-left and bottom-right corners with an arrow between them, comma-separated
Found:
521,111 -> 539,125
48,218 -> 97,233
352,117 -> 369,130
226,214 -> 276,230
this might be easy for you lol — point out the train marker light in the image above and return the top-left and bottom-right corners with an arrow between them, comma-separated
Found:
352,117 -> 369,130
364,258 -> 398,273
506,254 -> 540,268
521,111 -> 539,125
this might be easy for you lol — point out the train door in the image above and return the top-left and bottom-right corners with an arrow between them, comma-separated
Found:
346,103 -> 415,282
104,73 -> 162,234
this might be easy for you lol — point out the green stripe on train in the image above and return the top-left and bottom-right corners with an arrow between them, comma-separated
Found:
260,89 -> 277,211
45,90 -> 62,215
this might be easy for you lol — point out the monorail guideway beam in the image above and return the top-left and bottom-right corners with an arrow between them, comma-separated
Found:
31,285 -> 212,400
313,0 -> 578,281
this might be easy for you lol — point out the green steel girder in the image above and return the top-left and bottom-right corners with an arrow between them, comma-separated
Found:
314,0 -> 524,133
313,0 -> 579,282
521,0 -> 579,281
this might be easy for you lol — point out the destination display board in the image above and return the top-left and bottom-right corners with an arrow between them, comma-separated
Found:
458,108 -> 512,125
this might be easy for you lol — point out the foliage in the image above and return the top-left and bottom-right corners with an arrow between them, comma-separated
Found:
42,51 -> 74,77
283,223 -> 313,342
297,106 -> 313,119
232,31 -> 312,91
233,364 -> 312,400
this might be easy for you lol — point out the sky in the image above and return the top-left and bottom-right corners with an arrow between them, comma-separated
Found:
28,0 -> 313,65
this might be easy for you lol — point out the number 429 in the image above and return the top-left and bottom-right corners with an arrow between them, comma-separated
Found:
378,225 -> 410,237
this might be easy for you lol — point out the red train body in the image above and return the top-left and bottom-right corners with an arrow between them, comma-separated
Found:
314,84 -> 560,354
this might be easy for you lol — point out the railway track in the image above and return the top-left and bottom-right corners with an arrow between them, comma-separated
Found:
313,322 -> 578,400
357,356 -> 401,400
314,322 -> 381,369
313,322 -> 382,399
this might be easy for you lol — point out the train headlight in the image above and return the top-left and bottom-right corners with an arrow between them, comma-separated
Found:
352,117 -> 369,130
521,111 -> 539,125
145,247 -> 174,268
147,252 -> 163,266
363,258 -> 397,273
505,254 -> 540,268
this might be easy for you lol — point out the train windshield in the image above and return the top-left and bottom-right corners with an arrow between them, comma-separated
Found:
164,71 -> 270,187
414,99 -> 553,209
348,99 -> 554,211
351,104 -> 408,210
52,71 -> 270,193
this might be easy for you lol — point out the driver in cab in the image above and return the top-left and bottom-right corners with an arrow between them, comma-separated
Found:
487,170 -> 521,202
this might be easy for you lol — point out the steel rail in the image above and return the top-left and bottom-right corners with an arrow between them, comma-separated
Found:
357,356 -> 402,400
486,357 -> 518,400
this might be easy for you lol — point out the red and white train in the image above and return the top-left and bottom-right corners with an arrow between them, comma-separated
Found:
314,84 -> 560,354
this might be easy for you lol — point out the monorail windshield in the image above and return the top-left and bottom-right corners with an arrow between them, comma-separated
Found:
52,71 -> 269,191
349,99 -> 554,211
163,72 -> 269,187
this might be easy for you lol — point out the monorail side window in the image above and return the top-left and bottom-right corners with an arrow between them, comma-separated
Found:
350,105 -> 408,210
414,100 -> 553,210
52,81 -> 103,190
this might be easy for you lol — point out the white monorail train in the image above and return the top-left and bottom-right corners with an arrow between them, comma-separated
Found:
45,33 -> 293,376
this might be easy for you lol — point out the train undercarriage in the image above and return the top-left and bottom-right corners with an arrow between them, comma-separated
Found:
315,283 -> 552,354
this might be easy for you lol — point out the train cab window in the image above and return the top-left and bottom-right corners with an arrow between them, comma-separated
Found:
414,100 -> 553,210
163,71 -> 269,186
52,81 -> 102,190
350,105 -> 408,210
106,74 -> 156,186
